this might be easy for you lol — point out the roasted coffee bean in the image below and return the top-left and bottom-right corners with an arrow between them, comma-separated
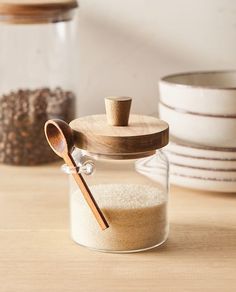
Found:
8,132 -> 16,141
0,87 -> 75,165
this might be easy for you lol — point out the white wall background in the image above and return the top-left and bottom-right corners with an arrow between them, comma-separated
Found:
76,0 -> 236,116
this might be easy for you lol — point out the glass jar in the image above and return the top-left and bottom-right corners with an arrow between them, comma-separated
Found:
0,0 -> 78,165
65,148 -> 169,253
54,97 -> 170,253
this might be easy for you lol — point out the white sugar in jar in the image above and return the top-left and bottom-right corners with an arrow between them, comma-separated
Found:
66,150 -> 169,253
70,183 -> 168,252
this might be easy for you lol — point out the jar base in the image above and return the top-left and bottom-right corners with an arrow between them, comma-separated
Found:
71,234 -> 169,254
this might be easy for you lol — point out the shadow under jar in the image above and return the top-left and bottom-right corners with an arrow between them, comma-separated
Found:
62,97 -> 170,253
0,0 -> 78,165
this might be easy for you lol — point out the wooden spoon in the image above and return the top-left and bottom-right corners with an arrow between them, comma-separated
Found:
44,119 -> 109,230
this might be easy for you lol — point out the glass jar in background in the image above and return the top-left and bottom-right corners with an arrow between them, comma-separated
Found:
0,0 -> 78,165
60,97 -> 170,253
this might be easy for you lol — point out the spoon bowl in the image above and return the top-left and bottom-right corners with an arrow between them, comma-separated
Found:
45,119 -> 74,157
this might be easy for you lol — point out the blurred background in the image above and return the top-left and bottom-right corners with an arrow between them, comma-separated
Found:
77,0 -> 236,116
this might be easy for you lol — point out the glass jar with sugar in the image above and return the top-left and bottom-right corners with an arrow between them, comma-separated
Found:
58,97 -> 169,253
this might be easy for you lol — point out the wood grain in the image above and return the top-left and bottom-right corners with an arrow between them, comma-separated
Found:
0,0 -> 77,10
0,0 -> 78,24
105,96 -> 132,126
0,163 -> 235,291
70,114 -> 169,156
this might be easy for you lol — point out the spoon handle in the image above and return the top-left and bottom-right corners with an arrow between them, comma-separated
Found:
64,153 -> 109,230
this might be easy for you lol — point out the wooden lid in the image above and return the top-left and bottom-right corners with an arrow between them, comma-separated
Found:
70,97 -> 169,159
0,0 -> 78,24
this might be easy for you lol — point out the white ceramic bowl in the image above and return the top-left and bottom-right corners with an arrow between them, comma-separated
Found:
166,150 -> 236,169
166,137 -> 236,192
170,163 -> 236,192
166,136 -> 236,160
170,171 -> 236,193
135,151 -> 236,192
159,103 -> 236,148
159,71 -> 236,115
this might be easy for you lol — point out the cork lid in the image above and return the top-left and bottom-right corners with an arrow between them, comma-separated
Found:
70,97 -> 169,159
0,0 -> 78,24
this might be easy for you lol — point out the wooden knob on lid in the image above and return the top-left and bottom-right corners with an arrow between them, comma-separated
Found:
105,97 -> 132,126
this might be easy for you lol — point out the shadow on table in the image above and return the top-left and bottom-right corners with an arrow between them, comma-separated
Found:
146,222 -> 236,255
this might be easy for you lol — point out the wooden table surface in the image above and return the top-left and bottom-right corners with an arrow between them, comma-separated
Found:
0,163 -> 235,292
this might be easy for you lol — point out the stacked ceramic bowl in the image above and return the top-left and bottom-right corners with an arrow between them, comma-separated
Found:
159,71 -> 236,192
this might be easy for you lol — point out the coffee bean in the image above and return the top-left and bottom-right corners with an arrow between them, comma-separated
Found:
0,87 -> 75,165
8,132 -> 16,141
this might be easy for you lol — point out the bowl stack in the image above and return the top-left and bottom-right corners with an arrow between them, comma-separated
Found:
159,71 -> 236,192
